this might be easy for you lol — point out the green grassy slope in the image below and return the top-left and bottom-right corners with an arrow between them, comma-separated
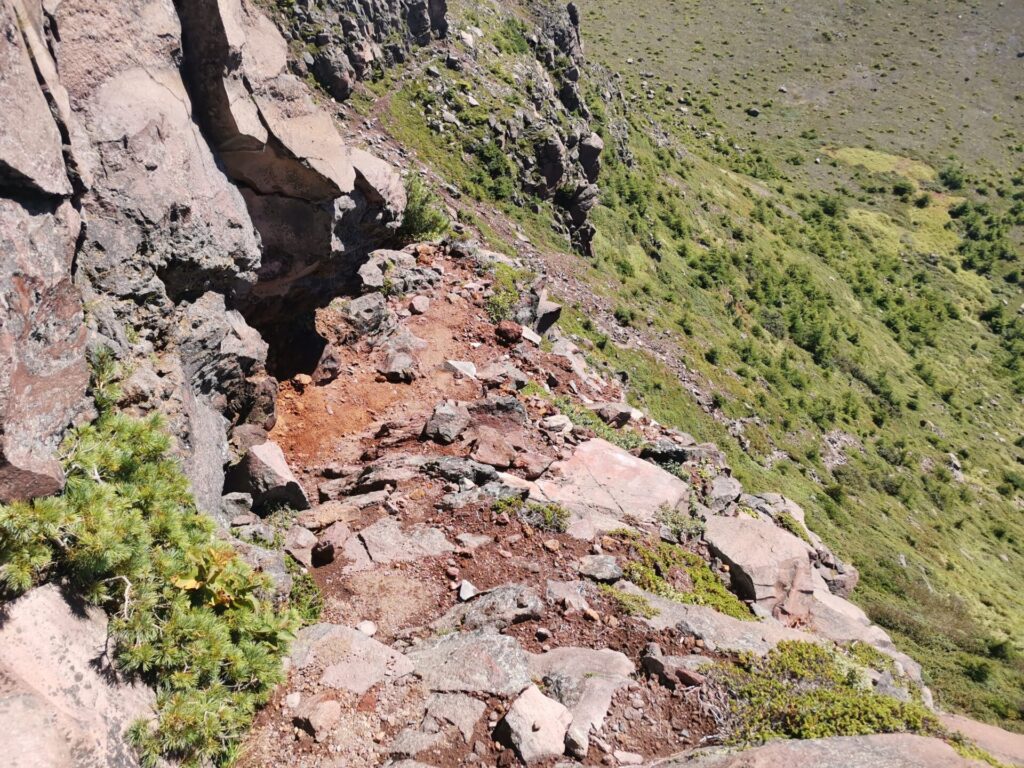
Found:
339,0 -> 1024,728
571,0 -> 1024,728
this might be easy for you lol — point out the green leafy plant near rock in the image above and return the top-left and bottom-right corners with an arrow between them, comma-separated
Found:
552,395 -> 646,451
613,532 -> 752,620
0,351 -> 299,767
485,262 -> 529,323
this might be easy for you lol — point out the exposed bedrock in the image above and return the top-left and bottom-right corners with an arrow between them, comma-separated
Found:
0,0 -> 405,507
176,0 -> 406,375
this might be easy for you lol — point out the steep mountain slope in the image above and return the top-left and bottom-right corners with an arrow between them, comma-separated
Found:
1,0 -> 1023,766
290,0 -> 1024,727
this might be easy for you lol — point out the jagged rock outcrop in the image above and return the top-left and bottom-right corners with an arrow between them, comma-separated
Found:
0,0 -> 404,509
273,0 -> 449,101
176,0 -> 406,369
0,0 -> 89,501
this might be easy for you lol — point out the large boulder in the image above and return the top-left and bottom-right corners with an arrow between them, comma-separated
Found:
532,438 -> 690,538
499,684 -> 573,764
529,647 -> 634,757
227,440 -> 309,512
0,585 -> 155,768
703,516 -> 817,615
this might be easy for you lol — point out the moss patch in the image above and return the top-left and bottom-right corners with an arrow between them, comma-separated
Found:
614,533 -> 752,620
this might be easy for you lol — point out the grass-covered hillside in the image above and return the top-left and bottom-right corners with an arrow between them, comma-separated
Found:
332,0 -> 1024,730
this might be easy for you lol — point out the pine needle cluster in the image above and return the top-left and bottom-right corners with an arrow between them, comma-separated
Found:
0,349 -> 299,766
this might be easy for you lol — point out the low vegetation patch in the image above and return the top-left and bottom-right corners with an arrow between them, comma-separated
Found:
720,641 -> 940,743
0,352 -> 299,767
492,496 -> 570,533
553,395 -> 646,451
599,584 -> 660,618
397,175 -> 450,242
485,262 -> 529,323
613,532 -> 752,620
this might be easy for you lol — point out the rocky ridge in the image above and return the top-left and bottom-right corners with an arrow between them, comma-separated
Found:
2,1 -> 1024,768
224,239 -> 1019,767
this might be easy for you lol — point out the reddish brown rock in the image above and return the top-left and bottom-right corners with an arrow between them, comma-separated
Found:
655,733 -> 988,768
495,320 -> 523,346
470,426 -> 516,470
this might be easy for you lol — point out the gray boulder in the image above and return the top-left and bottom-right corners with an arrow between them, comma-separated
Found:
422,399 -> 472,444
0,585 -> 155,768
227,440 -> 309,512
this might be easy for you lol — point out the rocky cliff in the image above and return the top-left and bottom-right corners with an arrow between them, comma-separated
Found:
0,0 -> 405,512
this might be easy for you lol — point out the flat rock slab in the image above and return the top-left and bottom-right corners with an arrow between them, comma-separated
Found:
406,629 -> 531,696
350,517 -> 454,569
619,583 -> 818,656
0,585 -> 155,768
529,646 -> 634,757
291,624 -> 413,696
653,733 -> 989,768
533,438 -> 689,538
431,583 -> 543,631
940,714 -> 1024,767
423,693 -> 487,743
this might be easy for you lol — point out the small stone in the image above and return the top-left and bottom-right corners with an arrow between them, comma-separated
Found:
459,580 -> 480,601
446,566 -> 461,579
543,539 -> 560,553
356,620 -> 377,637
582,608 -> 601,622
614,750 -> 644,765
495,320 -> 523,346
536,627 -> 551,641
578,554 -> 623,583
410,295 -> 430,314
445,360 -> 478,379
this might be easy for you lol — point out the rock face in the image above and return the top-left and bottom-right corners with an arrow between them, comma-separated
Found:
653,734 -> 988,768
273,0 -> 448,101
0,0 -> 403,511
0,1 -> 89,501
176,0 -> 406,359
0,585 -> 155,768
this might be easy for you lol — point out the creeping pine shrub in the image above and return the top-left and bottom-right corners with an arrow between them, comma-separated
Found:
0,350 -> 299,767
398,175 -> 450,241
599,584 -> 659,618
720,641 -> 940,744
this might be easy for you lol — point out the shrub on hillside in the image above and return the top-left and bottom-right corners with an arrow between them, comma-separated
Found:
719,641 -> 940,743
398,175 -> 450,241
0,351 -> 298,767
